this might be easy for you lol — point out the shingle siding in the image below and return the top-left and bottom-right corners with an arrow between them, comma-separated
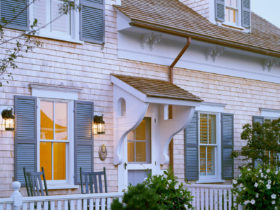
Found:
179,0 -> 209,18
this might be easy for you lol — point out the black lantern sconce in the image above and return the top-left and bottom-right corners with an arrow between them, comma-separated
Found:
93,114 -> 105,135
1,108 -> 15,131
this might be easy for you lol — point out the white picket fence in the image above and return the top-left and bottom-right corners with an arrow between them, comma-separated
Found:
1,182 -> 242,210
0,182 -> 123,210
187,184 -> 242,210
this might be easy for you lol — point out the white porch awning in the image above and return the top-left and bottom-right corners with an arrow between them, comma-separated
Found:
111,74 -> 203,165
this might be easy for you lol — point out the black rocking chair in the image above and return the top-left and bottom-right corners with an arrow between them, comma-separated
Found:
23,167 -> 48,197
80,167 -> 108,193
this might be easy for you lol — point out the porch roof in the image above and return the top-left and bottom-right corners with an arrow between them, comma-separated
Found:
111,74 -> 202,102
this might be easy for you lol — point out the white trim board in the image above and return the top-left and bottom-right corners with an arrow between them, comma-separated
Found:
260,108 -> 280,118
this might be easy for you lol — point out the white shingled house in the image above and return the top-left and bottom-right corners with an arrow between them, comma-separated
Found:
0,0 -> 280,208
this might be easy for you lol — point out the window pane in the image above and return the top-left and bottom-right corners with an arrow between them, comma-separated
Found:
127,142 -> 135,162
200,146 -> 206,175
40,142 -> 52,180
40,101 -> 54,140
200,114 -> 208,144
55,102 -> 68,140
33,0 -> 47,28
207,147 -> 216,175
51,0 -> 71,35
209,114 -> 216,144
136,142 -> 146,162
53,143 -> 66,180
136,120 -> 146,140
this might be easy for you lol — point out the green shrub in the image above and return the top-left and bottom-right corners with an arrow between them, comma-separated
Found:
232,166 -> 280,209
111,170 -> 193,210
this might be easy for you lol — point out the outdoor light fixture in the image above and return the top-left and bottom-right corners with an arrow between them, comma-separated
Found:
1,109 -> 15,131
93,115 -> 105,135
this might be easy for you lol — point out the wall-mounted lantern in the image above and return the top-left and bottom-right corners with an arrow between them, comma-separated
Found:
1,108 -> 15,131
93,114 -> 105,135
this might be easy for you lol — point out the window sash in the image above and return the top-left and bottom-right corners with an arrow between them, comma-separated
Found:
199,113 -> 219,178
39,99 -> 71,182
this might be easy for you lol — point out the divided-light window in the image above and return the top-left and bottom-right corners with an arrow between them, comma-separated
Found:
199,113 -> 218,177
40,100 -> 70,181
225,0 -> 238,25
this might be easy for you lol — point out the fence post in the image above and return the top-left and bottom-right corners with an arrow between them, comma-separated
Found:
10,182 -> 23,210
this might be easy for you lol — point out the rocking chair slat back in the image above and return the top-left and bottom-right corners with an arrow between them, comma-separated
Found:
80,167 -> 107,194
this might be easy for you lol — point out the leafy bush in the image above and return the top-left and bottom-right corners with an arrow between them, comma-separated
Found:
111,170 -> 193,210
232,166 -> 280,209
240,118 -> 280,168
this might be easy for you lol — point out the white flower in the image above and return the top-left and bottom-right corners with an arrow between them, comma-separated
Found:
272,200 -> 276,205
251,199 -> 255,205
254,183 -> 258,188
266,184 -> 271,189
261,173 -> 264,177
267,169 -> 271,173
233,180 -> 237,184
259,169 -> 262,173
240,183 -> 243,188
268,180 -> 272,184
272,194 -> 277,199
256,193 -> 259,198
244,200 -> 250,205
167,180 -> 172,184
248,168 -> 251,171
276,171 -> 279,175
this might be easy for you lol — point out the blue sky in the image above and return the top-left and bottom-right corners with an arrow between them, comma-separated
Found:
251,0 -> 280,28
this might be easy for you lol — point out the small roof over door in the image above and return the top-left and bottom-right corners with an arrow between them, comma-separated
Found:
111,74 -> 203,165
111,74 -> 202,105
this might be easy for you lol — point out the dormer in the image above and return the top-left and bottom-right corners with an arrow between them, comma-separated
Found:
179,0 -> 251,31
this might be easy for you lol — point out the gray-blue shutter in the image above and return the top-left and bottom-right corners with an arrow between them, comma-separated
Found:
74,101 -> 94,184
215,0 -> 225,21
185,112 -> 199,181
80,0 -> 104,43
14,96 -> 37,184
253,116 -> 264,167
241,0 -> 251,28
0,0 -> 29,30
221,113 -> 234,180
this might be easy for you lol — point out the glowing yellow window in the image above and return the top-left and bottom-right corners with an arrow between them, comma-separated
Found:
225,0 -> 238,24
40,100 -> 68,181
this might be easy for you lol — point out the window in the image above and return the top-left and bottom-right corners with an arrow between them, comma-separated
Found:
39,100 -> 71,182
31,0 -> 79,41
215,0 -> 251,29
127,118 -> 151,163
199,113 -> 220,180
225,0 -> 238,25
0,0 -> 105,43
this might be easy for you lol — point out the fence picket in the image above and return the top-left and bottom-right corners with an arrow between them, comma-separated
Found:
6,204 -> 11,210
37,201 -> 42,210
214,189 -> 218,210
218,190 -> 222,210
51,201 -> 55,210
82,199 -> 87,210
205,188 -> 209,210
58,201 -> 62,210
201,188 -> 205,210
101,198 -> 106,210
107,198 -> 111,210
23,202 -> 27,210
77,200 -> 81,210
196,188 -> 200,210
89,199 -> 94,210
95,198 -> 100,210
209,189 -> 213,210
30,202 -> 34,210
228,190 -> 232,209
223,189 -> 227,210
44,201 -> 48,210
70,200 -> 75,210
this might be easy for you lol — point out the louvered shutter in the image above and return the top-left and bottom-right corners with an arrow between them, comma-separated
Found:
14,96 -> 37,184
74,101 -> 94,184
241,0 -> 251,28
80,0 -> 104,43
185,112 -> 199,181
0,0 -> 29,30
252,116 -> 264,167
221,113 -> 234,180
215,0 -> 225,21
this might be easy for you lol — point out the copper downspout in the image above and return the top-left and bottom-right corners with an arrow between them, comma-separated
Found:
168,37 -> 191,171
169,37 -> 191,83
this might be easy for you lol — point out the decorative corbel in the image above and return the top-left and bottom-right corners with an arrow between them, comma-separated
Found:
263,58 -> 280,71
206,46 -> 224,61
140,33 -> 162,50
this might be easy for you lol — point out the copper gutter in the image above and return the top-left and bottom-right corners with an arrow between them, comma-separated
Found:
169,37 -> 191,83
130,20 -> 280,59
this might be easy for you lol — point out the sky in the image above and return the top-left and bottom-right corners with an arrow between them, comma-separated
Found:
251,0 -> 280,28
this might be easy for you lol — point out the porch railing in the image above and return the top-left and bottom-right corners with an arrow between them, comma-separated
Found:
0,182 -> 123,210
187,184 -> 242,210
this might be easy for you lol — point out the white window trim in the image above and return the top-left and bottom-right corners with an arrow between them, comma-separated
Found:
260,108 -> 280,119
31,87 -> 78,188
195,103 -> 225,183
28,0 -> 81,43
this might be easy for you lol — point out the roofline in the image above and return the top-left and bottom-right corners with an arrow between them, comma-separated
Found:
130,20 -> 280,58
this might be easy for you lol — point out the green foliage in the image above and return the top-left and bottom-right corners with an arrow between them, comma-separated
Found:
239,118 -> 280,168
232,166 -> 280,209
111,170 -> 193,210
